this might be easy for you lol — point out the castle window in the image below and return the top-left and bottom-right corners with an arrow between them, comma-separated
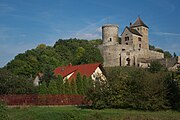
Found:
137,28 -> 139,30
138,37 -> 141,42
122,49 -> 125,51
126,43 -> 128,45
109,38 -> 112,42
125,37 -> 129,41
139,44 -> 141,48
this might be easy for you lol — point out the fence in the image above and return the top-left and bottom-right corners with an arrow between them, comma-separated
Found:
0,94 -> 89,106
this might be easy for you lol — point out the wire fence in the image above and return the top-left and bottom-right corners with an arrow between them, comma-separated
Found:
0,94 -> 89,106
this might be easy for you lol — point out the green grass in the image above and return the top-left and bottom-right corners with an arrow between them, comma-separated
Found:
7,106 -> 180,120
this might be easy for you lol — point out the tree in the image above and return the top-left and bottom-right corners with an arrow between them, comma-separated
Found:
39,81 -> 48,94
56,75 -> 64,94
149,61 -> 163,73
173,52 -> 177,57
76,73 -> 84,95
70,79 -> 78,94
164,51 -> 172,58
48,80 -> 58,94
40,66 -> 55,86
64,79 -> 71,94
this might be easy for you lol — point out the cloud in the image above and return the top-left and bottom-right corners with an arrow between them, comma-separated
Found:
70,18 -> 107,40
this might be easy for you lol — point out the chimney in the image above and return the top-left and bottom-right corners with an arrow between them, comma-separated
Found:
130,22 -> 132,27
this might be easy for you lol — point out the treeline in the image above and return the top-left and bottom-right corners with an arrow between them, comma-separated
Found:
86,64 -> 180,111
4,38 -> 103,78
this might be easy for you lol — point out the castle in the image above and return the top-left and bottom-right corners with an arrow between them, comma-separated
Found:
99,17 -> 165,67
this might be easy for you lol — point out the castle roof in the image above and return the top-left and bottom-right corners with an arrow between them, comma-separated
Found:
125,26 -> 142,36
130,17 -> 148,28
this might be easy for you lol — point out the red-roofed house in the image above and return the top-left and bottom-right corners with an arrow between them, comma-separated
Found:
54,63 -> 106,82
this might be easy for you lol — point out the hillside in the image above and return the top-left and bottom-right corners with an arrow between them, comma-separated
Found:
5,38 -> 103,78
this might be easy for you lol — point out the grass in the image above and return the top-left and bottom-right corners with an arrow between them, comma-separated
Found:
7,106 -> 180,120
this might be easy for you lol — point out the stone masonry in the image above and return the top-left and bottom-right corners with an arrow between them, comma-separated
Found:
99,17 -> 164,67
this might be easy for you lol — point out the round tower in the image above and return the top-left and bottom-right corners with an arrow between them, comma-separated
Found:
102,24 -> 119,45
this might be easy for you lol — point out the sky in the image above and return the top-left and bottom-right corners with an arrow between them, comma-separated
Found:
0,0 -> 180,67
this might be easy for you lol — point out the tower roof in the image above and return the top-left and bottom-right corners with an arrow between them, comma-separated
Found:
131,17 -> 148,28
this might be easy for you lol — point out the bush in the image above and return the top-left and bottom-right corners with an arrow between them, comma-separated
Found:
0,101 -> 9,120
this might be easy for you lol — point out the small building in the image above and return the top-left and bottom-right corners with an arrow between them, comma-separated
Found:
54,63 -> 106,82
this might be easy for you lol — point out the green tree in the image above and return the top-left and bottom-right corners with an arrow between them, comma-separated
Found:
82,75 -> 88,94
149,61 -> 163,73
39,81 -> 48,94
56,75 -> 64,94
164,51 -> 172,58
76,73 -> 84,95
70,79 -> 78,94
173,52 -> 177,57
48,80 -> 58,94
64,79 -> 71,94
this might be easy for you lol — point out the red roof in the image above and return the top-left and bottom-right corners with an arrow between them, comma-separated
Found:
54,63 -> 102,80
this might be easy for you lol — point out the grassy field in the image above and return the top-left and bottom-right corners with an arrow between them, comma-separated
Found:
7,106 -> 180,120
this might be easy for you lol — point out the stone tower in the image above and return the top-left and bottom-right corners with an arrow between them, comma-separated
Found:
102,24 -> 119,45
130,17 -> 149,50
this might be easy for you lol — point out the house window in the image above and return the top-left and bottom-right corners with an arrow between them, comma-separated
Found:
138,37 -> 141,42
125,37 -> 129,41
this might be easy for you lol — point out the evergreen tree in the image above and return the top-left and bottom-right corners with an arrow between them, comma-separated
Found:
82,75 -> 88,94
64,79 -> 71,94
70,79 -> 78,94
48,80 -> 58,94
39,81 -> 48,94
56,75 -> 64,94
76,73 -> 84,95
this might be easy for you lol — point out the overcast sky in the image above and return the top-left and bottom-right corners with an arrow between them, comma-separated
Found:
0,0 -> 180,67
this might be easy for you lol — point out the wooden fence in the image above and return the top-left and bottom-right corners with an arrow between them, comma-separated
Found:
0,94 -> 88,106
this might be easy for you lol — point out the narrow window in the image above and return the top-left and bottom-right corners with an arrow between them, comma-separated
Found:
138,37 -> 141,42
139,44 -> 141,48
109,38 -> 112,42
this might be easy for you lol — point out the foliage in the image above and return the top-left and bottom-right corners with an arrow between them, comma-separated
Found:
5,38 -> 103,78
39,81 -> 48,94
149,61 -> 163,73
164,51 -> 172,58
56,75 -> 64,94
0,102 -> 9,120
0,68 -> 37,95
86,67 -> 179,111
64,79 -> 71,94
48,80 -> 58,94
76,73 -> 84,95
70,79 -> 78,94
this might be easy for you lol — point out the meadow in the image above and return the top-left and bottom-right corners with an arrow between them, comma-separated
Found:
7,106 -> 180,120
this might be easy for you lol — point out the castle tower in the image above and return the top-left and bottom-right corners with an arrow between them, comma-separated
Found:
130,17 -> 149,50
102,24 -> 119,45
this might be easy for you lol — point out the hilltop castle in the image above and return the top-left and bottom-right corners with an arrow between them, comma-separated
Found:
99,17 -> 164,67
